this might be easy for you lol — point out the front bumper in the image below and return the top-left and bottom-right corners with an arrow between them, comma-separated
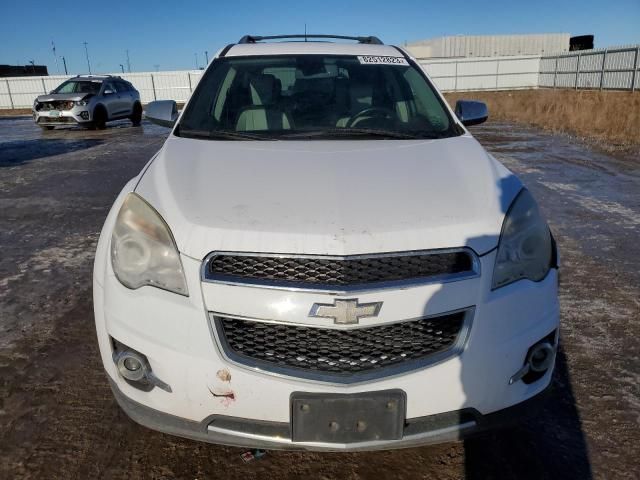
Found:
93,180 -> 559,452
109,375 -> 550,451
33,107 -> 91,126
94,245 -> 559,450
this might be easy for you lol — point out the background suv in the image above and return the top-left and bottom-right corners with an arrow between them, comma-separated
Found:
33,75 -> 142,130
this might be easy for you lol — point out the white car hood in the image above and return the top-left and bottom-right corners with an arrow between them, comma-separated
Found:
135,134 -> 522,259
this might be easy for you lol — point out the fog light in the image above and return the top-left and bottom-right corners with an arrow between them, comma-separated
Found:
111,339 -> 172,393
509,332 -> 557,385
528,342 -> 555,372
80,111 -> 89,120
124,357 -> 141,371
116,351 -> 147,382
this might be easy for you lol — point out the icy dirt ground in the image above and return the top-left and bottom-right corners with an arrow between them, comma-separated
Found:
0,117 -> 638,479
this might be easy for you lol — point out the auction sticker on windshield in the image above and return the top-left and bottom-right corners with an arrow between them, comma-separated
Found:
357,55 -> 409,66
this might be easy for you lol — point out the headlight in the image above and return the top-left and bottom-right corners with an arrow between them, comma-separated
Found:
492,189 -> 553,289
111,193 -> 188,296
75,99 -> 89,106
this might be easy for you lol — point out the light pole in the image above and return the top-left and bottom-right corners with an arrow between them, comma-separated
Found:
119,64 -> 125,73
52,41 -> 60,74
205,50 -> 209,64
126,49 -> 131,72
29,60 -> 35,73
83,41 -> 92,74
194,52 -> 199,69
62,56 -> 68,75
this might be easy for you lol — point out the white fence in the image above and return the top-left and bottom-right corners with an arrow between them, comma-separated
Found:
420,55 -> 541,92
1,44 -> 638,109
539,45 -> 640,90
0,70 -> 205,109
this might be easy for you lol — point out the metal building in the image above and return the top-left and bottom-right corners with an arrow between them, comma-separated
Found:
405,33 -> 570,59
0,64 -> 49,77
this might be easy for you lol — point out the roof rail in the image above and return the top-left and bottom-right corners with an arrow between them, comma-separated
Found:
238,34 -> 384,45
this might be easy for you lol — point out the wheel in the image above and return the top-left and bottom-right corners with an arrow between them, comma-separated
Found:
130,102 -> 142,126
39,125 -> 54,131
91,106 -> 107,130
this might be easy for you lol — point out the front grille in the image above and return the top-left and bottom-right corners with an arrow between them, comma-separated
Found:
206,250 -> 475,290
214,311 -> 468,382
37,101 -> 74,111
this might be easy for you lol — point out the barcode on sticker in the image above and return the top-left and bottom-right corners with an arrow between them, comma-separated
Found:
357,56 -> 409,66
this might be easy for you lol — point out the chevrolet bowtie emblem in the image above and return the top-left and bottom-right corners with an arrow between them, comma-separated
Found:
308,299 -> 382,325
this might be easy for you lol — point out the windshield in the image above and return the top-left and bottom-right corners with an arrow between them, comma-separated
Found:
178,55 -> 461,140
54,80 -> 101,95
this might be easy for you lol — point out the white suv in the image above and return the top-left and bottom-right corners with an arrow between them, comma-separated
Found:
93,34 -> 559,451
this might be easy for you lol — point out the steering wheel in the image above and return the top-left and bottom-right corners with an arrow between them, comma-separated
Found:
346,107 -> 396,128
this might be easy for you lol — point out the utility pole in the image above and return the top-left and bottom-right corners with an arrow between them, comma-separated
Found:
194,52 -> 199,69
119,64 -> 125,73
126,49 -> 131,72
62,56 -> 68,75
205,50 -> 209,64
51,41 -> 60,74
83,41 -> 92,74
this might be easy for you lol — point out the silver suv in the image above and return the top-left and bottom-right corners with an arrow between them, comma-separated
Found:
33,75 -> 142,130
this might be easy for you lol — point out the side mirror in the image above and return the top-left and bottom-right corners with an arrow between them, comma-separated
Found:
145,100 -> 178,128
455,100 -> 488,127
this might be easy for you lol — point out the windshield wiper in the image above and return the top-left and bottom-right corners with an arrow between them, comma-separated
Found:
177,127 -> 269,141
280,128 -> 426,140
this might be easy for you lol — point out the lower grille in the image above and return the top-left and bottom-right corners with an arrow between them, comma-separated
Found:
214,310 -> 470,383
37,116 -> 73,124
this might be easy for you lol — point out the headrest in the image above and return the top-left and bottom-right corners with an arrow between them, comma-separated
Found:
249,74 -> 279,105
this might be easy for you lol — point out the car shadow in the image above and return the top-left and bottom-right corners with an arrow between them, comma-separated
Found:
463,343 -> 592,479
0,139 -> 103,167
420,171 -> 592,478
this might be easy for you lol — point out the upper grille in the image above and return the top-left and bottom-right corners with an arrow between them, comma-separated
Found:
214,311 -> 468,382
205,250 -> 475,290
37,100 -> 75,111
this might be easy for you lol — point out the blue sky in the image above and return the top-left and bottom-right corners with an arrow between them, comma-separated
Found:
1,0 -> 638,74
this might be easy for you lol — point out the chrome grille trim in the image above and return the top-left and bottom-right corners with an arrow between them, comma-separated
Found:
201,249 -> 480,294
208,307 -> 474,385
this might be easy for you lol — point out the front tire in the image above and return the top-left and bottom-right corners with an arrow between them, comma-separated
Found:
130,102 -> 142,126
90,106 -> 107,130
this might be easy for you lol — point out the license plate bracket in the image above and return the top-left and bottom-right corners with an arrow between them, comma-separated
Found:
49,110 -> 60,117
291,390 -> 406,443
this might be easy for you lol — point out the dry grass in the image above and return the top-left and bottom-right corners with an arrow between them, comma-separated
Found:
445,89 -> 640,149
0,108 -> 31,116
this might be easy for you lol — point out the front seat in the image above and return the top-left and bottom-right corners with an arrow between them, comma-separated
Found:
236,106 -> 291,131
235,73 -> 292,131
